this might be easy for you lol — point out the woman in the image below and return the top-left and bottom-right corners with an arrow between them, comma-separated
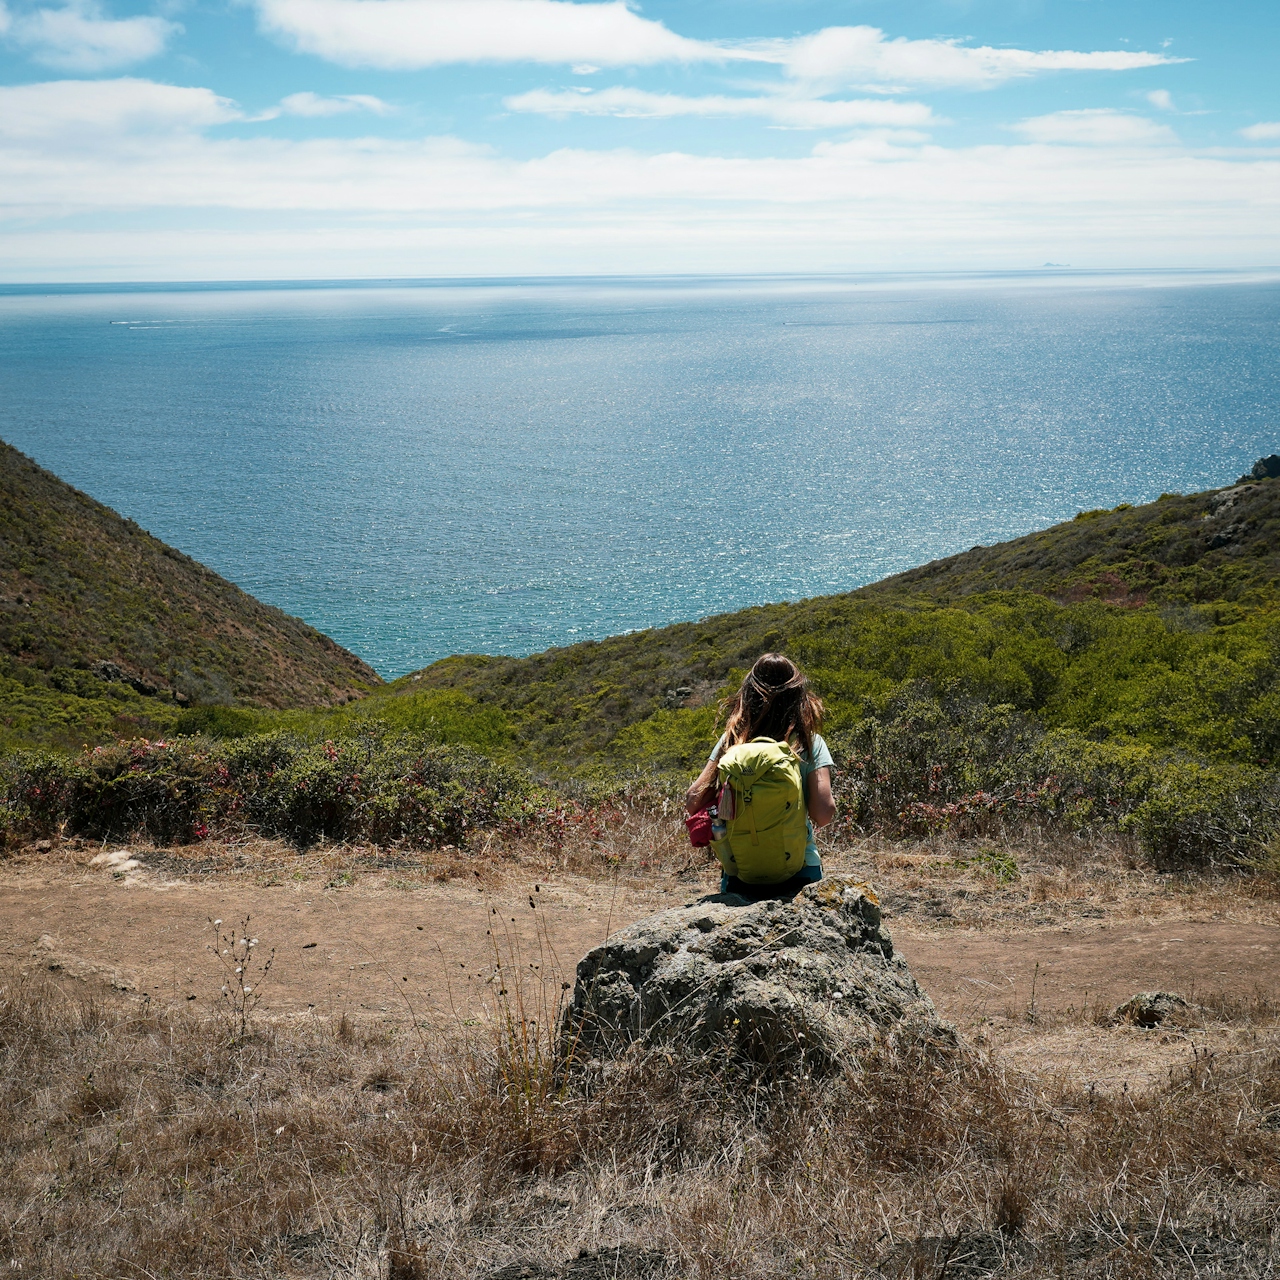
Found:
686,652 -> 835,901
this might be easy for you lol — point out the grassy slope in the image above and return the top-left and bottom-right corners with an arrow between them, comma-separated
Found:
1,441 -> 382,747
388,476 -> 1280,774
863,481 -> 1280,606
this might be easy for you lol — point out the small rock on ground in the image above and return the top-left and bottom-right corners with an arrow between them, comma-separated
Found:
1112,990 -> 1190,1028
486,1246 -> 670,1280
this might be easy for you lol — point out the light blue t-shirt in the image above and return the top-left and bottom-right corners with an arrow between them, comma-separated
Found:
709,733 -> 835,868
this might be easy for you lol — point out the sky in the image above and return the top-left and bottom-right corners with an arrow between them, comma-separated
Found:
1,0 -> 1278,280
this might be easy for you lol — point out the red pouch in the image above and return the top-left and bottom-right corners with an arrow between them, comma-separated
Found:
684,808 -> 714,848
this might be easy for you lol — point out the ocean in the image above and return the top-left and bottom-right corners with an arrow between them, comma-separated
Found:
2,271 -> 1278,678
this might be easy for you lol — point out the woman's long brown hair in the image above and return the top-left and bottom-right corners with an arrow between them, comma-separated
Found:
720,653 -> 824,758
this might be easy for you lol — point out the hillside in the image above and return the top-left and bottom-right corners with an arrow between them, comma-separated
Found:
1,440 -> 381,746
5,457 -> 1280,870
6,446 -> 1279,772
864,460 -> 1280,607
394,466 -> 1280,773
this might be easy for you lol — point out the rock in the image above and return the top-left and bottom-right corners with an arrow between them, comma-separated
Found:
32,933 -> 137,991
1237,455 -> 1280,483
1113,991 -> 1190,1028
1204,520 -> 1248,550
563,877 -> 953,1072
1206,486 -> 1249,516
91,659 -> 160,697
486,1247 -> 669,1280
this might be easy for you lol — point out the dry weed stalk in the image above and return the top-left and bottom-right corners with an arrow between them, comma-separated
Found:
207,913 -> 276,1038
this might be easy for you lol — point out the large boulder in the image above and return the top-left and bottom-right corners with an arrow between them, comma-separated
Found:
564,877 -> 952,1072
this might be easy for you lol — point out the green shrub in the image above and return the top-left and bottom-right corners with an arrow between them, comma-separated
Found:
608,707 -> 719,773
833,686 -> 1056,838
353,689 -> 511,752
57,739 -> 218,845
2,749 -> 87,837
1120,757 -> 1278,870
959,849 -> 1020,882
220,731 -> 536,847
0,730 -> 549,850
174,706 -> 265,739
0,670 -> 183,755
829,686 -> 1280,868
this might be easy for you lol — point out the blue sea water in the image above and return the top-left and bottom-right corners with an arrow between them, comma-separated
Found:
1,271 -> 1278,679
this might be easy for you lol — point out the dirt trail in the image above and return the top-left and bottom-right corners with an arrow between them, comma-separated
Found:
897,919 -> 1280,1021
6,863 -> 1277,1036
2,870 -> 684,1023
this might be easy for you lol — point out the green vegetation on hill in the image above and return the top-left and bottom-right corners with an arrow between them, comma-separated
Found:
157,471 -> 1280,789
0,440 -> 382,749
5,456 -> 1280,869
389,480 -> 1280,776
865,480 -> 1280,606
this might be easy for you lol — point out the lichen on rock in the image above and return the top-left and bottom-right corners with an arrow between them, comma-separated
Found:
563,876 -> 953,1072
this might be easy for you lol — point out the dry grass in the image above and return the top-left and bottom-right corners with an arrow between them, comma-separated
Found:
7,813 -> 1280,1275
815,825 -> 1280,932
4,947 -> 1280,1280
10,800 -> 699,895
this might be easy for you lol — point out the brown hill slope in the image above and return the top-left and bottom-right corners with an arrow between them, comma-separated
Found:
0,441 -> 381,708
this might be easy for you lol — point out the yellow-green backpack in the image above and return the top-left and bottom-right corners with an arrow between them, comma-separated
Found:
711,737 -> 808,884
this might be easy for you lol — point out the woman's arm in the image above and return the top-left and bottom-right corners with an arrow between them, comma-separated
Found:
685,756 -> 720,815
806,766 -> 835,829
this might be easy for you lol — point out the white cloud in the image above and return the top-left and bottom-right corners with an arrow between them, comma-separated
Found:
8,0 -> 179,72
772,25 -> 1181,91
276,90 -> 391,116
1147,89 -> 1175,112
0,77 -> 239,141
1011,109 -> 1175,146
0,77 -> 391,137
505,87 -> 937,130
4,78 -> 1278,279
249,1 -> 1175,87
1241,122 -> 1280,142
0,3 -> 11,36
253,0 -> 726,69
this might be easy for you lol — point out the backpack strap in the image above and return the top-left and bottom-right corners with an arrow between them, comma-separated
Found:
744,784 -> 760,846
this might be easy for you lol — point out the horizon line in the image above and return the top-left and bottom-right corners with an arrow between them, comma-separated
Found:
4,264 -> 1280,296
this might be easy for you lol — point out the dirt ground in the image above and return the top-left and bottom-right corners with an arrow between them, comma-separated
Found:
5,835 -> 1279,1094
